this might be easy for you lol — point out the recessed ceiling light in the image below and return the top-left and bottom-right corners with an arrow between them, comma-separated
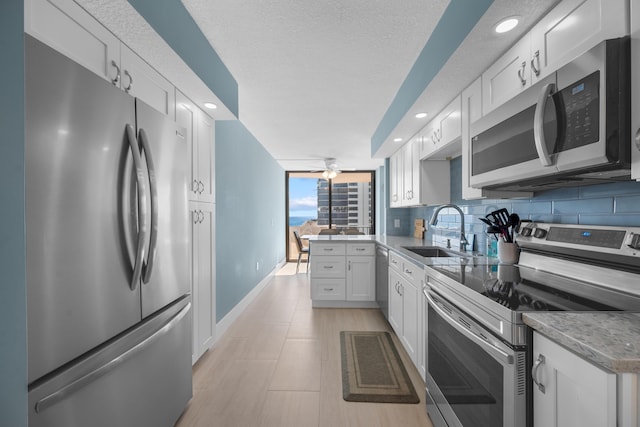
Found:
415,112 -> 428,119
204,102 -> 217,109
393,137 -> 403,142
495,17 -> 519,34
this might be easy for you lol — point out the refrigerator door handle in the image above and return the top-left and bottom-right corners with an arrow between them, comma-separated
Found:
138,128 -> 158,284
34,302 -> 191,414
126,124 -> 148,291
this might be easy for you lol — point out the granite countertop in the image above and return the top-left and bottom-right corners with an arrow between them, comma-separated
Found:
523,312 -> 640,374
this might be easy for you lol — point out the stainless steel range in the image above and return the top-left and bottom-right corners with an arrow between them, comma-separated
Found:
423,222 -> 640,427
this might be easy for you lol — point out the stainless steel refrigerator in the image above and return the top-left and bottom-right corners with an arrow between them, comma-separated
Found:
25,35 -> 192,427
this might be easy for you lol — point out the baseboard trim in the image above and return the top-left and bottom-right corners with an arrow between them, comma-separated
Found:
213,258 -> 286,344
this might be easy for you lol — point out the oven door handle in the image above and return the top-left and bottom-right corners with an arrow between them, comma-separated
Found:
426,291 -> 514,365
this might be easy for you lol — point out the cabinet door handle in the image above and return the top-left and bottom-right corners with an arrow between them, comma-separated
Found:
531,354 -> 546,393
355,248 -> 366,251
198,180 -> 205,194
323,248 -> 334,252
531,50 -> 541,76
348,260 -> 351,271
124,69 -> 133,92
323,287 -> 334,291
323,265 -> 334,269
405,268 -> 412,275
110,60 -> 120,86
517,61 -> 527,86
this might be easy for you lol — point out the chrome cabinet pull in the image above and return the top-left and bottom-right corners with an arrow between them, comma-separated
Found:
348,260 -> 351,271
532,354 -> 546,393
324,287 -> 334,291
192,179 -> 199,193
110,60 -> 120,86
192,211 -> 199,224
531,50 -> 541,76
198,180 -> 205,194
323,265 -> 334,269
517,61 -> 527,86
124,69 -> 133,92
533,83 -> 556,167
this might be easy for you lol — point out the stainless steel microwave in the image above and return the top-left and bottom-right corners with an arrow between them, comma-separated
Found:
470,37 -> 630,192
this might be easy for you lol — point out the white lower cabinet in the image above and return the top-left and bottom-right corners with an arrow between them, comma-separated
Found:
310,242 -> 376,306
190,202 -> 216,364
346,244 -> 375,301
532,332 -> 616,427
388,251 -> 421,367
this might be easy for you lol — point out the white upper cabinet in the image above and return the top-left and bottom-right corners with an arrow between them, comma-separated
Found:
121,46 -> 175,119
26,0 -> 176,119
421,95 -> 462,160
389,150 -> 402,208
25,0 -> 121,84
632,0 -> 640,180
483,0 -> 629,115
176,91 -> 215,203
530,0 -> 629,85
482,34 -> 533,115
389,139 -> 450,208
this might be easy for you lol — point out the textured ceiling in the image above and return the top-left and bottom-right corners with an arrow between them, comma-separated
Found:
78,0 -> 561,172
182,0 -> 449,172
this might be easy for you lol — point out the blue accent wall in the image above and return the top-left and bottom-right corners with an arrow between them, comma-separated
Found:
400,157 -> 640,253
371,0 -> 494,155
127,0 -> 239,117
215,121 -> 286,321
0,1 -> 27,424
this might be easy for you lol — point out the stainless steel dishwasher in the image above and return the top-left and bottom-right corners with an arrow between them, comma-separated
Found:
375,246 -> 389,320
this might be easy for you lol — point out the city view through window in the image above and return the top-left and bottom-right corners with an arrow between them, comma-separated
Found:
286,172 -> 375,262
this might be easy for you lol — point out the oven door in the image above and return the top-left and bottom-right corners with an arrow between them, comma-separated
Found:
424,288 -> 528,427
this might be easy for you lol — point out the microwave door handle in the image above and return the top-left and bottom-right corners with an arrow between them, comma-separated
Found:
426,291 -> 514,365
533,83 -> 556,167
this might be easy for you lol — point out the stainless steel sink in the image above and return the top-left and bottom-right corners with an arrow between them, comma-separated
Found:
402,246 -> 464,258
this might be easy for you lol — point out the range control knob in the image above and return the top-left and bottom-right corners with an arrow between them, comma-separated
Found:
520,227 -> 533,237
628,233 -> 640,250
533,228 -> 548,239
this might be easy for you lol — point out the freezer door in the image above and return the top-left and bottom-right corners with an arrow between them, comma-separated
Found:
136,100 -> 190,318
28,298 -> 192,427
25,35 -> 141,383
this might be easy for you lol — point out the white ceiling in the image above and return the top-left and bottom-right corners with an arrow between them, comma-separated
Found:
79,0 -> 560,172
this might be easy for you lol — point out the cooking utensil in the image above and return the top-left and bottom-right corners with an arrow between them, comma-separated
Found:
479,217 -> 493,226
487,208 -> 510,226
509,213 -> 520,241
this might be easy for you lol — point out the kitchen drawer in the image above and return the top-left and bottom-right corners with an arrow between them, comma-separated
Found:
400,258 -> 421,285
346,243 -> 375,256
310,279 -> 346,300
310,256 -> 346,278
389,251 -> 404,272
311,243 -> 346,256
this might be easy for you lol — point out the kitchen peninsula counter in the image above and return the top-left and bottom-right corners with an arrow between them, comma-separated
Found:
523,312 -> 640,374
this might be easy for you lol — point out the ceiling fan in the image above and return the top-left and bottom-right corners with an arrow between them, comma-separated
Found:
278,157 -> 355,178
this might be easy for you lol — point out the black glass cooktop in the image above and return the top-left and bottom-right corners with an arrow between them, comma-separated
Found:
430,262 -> 640,313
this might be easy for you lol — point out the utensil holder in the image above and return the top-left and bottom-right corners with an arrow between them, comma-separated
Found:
498,241 -> 520,265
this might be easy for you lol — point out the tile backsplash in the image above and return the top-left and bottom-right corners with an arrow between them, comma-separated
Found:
390,157 -> 640,255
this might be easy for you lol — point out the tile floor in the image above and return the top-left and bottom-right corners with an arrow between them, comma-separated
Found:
175,263 -> 433,426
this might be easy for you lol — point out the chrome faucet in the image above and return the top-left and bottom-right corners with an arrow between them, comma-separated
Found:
429,204 -> 469,252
